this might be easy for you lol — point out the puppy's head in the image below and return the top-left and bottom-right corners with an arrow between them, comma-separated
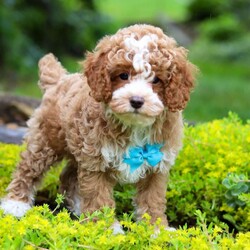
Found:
84,24 -> 197,127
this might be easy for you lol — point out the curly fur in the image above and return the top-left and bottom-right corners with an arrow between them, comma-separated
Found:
1,24 -> 197,227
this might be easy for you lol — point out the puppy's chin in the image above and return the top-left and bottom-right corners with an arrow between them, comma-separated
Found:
113,112 -> 156,127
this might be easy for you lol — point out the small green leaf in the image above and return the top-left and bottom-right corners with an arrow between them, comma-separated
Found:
226,199 -> 236,208
231,183 -> 248,196
235,199 -> 246,207
223,213 -> 236,226
225,190 -> 233,199
222,178 -> 233,189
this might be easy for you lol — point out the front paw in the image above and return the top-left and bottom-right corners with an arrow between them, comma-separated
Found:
151,226 -> 176,238
110,221 -> 125,235
0,199 -> 31,217
165,226 -> 176,232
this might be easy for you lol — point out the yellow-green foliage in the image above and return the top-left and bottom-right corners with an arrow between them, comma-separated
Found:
167,113 -> 250,231
0,113 -> 249,249
0,144 -> 22,196
0,206 -> 250,250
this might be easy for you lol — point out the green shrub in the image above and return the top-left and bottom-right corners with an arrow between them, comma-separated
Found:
0,113 -> 249,249
167,112 -> 250,231
0,0 -> 113,76
187,0 -> 250,63
190,14 -> 250,62
222,173 -> 250,207
187,0 -> 226,22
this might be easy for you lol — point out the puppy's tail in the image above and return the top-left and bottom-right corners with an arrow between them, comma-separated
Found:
38,53 -> 67,92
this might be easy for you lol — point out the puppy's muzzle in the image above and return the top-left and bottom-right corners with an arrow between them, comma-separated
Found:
130,96 -> 144,109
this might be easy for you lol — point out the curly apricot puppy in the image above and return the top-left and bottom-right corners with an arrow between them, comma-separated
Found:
1,24 -> 197,231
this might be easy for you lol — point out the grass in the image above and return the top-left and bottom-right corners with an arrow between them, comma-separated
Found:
0,80 -> 41,98
0,56 -> 81,99
95,0 -> 191,23
184,60 -> 250,122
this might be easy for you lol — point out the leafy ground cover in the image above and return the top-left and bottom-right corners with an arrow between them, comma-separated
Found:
0,114 -> 249,249
0,206 -> 250,250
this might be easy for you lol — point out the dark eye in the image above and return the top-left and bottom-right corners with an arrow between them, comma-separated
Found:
152,76 -> 160,84
119,73 -> 129,80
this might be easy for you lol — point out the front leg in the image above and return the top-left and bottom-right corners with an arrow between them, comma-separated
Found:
1,139 -> 58,217
134,172 -> 168,226
78,168 -> 116,214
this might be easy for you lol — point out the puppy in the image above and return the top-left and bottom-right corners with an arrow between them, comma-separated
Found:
1,24 -> 197,229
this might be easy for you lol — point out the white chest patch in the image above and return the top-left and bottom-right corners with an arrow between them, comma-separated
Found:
124,34 -> 158,79
101,129 -> 176,183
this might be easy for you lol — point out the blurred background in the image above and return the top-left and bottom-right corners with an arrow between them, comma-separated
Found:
0,0 -> 249,124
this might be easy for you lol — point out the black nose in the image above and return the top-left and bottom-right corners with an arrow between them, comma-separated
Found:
130,96 -> 144,109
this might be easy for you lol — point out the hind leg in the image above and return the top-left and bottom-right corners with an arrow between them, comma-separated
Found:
59,159 -> 80,215
0,121 -> 59,217
78,168 -> 116,215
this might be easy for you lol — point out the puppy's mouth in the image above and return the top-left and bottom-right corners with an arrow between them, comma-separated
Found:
133,109 -> 139,114
112,111 -> 156,127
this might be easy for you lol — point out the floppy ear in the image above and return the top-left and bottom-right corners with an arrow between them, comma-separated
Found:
164,47 -> 198,112
83,48 -> 112,103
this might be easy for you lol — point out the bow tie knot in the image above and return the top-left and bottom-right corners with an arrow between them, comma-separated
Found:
123,144 -> 164,173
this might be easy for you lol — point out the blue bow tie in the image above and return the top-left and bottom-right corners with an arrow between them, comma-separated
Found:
123,144 -> 164,173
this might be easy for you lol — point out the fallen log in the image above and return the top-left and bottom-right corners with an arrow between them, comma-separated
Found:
0,94 -> 40,126
0,94 -> 40,144
0,125 -> 27,144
